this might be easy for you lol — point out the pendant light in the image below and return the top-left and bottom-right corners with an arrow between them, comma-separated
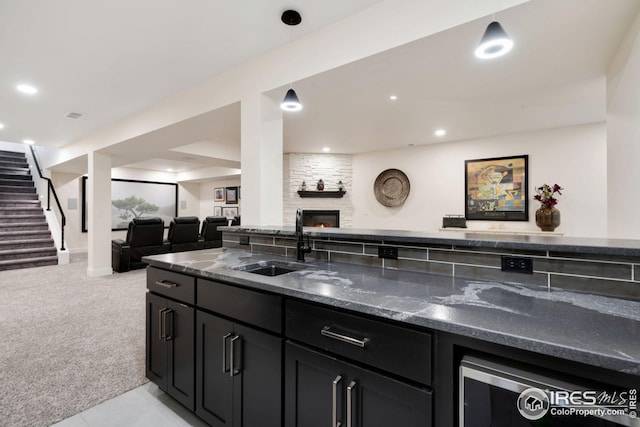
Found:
281,88 -> 302,111
280,10 -> 303,112
475,21 -> 513,59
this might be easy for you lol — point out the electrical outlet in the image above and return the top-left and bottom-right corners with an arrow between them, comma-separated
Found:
239,236 -> 250,245
501,256 -> 533,274
378,246 -> 398,260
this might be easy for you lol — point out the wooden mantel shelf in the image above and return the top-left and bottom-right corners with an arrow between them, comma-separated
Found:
297,190 -> 346,198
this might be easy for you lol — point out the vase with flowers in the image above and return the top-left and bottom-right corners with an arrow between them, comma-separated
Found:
534,183 -> 563,231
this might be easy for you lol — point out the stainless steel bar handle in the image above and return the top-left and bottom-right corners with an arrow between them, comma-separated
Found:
322,327 -> 370,348
230,335 -> 241,377
333,375 -> 343,427
164,310 -> 173,341
155,280 -> 179,289
347,381 -> 357,427
158,308 -> 168,340
222,333 -> 232,373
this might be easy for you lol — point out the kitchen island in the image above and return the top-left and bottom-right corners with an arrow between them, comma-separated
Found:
143,227 -> 640,426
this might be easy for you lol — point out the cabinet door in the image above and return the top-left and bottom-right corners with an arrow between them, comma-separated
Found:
166,300 -> 195,411
348,364 -> 432,427
234,323 -> 282,427
196,311 -> 234,426
146,292 -> 167,390
285,341 -> 432,427
285,342 -> 347,427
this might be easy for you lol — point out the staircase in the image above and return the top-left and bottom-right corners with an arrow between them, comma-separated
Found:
0,150 -> 58,271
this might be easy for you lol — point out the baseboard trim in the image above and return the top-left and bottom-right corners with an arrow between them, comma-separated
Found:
87,266 -> 113,277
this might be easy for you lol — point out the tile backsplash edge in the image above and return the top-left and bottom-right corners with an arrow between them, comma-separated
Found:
222,232 -> 639,300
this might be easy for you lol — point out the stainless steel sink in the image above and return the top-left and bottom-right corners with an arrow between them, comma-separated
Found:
233,260 -> 306,277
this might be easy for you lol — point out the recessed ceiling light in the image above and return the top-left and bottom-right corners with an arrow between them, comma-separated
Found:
389,95 -> 398,101
322,147 -> 330,152
17,84 -> 38,95
435,129 -> 446,136
0,123 -> 4,129
167,168 -> 173,172
23,139 -> 35,145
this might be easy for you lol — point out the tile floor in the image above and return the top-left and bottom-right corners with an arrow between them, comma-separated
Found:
51,382 -> 208,427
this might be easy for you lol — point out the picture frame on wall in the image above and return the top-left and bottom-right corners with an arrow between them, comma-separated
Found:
465,154 -> 528,221
82,177 -> 178,232
214,187 -> 225,202
222,206 -> 238,218
225,187 -> 238,204
214,206 -> 222,216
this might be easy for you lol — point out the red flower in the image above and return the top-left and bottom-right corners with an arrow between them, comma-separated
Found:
534,183 -> 563,209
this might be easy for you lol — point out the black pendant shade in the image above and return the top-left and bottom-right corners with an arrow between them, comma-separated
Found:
280,10 -> 303,112
475,21 -> 513,59
281,88 -> 303,111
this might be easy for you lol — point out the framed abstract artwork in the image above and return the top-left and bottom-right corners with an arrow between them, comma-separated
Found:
214,187 -> 225,202
222,206 -> 238,218
465,155 -> 528,221
225,187 -> 238,204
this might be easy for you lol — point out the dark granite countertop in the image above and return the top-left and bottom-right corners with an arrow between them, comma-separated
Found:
220,225 -> 640,257
143,248 -> 640,376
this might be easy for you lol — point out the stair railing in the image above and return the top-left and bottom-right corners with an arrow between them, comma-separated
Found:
28,146 -> 66,251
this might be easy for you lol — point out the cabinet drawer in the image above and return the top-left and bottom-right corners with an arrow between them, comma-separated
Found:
197,278 -> 283,334
286,300 -> 431,385
147,267 -> 195,305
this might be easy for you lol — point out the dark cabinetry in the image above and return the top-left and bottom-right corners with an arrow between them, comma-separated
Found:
195,278 -> 284,426
285,341 -> 432,427
195,310 -> 282,427
146,292 -> 195,411
285,300 -> 433,427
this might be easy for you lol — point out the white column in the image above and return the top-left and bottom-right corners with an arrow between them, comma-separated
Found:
87,151 -> 113,277
240,93 -> 284,226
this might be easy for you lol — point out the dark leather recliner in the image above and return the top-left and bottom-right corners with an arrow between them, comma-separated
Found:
200,216 -> 227,249
167,216 -> 201,252
112,217 -> 170,272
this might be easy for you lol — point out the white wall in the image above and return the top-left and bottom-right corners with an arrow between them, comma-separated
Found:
283,153 -> 354,227
351,123 -> 607,237
607,8 -> 640,239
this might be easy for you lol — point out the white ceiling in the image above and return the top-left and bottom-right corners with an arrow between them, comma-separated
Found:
0,0 -> 383,145
2,0 -> 639,179
276,0 -> 640,153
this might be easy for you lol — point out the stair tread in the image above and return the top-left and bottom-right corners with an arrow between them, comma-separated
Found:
0,238 -> 54,246
0,199 -> 40,205
0,247 -> 56,255
0,221 -> 47,227
0,230 -> 52,236
0,256 -> 58,266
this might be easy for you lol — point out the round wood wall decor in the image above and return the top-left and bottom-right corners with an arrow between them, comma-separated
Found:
373,169 -> 410,207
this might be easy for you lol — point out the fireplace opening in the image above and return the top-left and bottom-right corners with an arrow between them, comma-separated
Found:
302,210 -> 339,228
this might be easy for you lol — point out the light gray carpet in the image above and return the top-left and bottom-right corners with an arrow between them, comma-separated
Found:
0,254 -> 148,426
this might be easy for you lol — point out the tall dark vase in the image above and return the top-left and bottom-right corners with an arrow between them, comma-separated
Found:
535,206 -> 561,232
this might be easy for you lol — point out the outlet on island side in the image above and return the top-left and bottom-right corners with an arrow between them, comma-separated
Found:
239,236 -> 250,245
378,246 -> 398,260
501,255 -> 533,274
